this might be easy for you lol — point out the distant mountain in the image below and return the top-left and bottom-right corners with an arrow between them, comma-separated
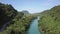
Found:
21,10 -> 30,15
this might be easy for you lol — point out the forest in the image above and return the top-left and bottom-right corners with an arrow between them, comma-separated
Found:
38,5 -> 60,34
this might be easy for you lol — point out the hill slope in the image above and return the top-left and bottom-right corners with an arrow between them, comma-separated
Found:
0,3 -> 36,34
0,3 -> 18,29
38,5 -> 60,34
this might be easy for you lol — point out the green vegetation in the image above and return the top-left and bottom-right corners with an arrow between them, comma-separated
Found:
0,3 -> 17,29
0,15 -> 36,34
0,3 -> 36,34
38,5 -> 60,34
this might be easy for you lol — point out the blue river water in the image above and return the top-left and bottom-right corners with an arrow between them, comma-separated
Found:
27,17 -> 41,34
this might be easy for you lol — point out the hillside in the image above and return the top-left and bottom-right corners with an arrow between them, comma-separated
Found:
0,3 -> 18,29
0,3 -> 36,34
38,5 -> 60,34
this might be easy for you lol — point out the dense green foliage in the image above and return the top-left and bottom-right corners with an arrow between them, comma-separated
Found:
0,3 -> 36,34
0,3 -> 17,29
38,5 -> 60,34
0,15 -> 36,34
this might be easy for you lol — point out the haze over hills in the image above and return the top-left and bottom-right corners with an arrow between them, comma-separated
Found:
1,0 -> 60,13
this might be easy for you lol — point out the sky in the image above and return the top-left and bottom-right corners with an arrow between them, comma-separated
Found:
0,0 -> 60,13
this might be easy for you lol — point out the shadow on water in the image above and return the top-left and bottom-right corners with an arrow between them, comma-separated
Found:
26,16 -> 41,34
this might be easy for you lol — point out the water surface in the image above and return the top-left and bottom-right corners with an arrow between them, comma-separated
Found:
27,17 -> 41,34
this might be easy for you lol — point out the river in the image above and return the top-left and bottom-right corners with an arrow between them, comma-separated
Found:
26,17 -> 41,34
